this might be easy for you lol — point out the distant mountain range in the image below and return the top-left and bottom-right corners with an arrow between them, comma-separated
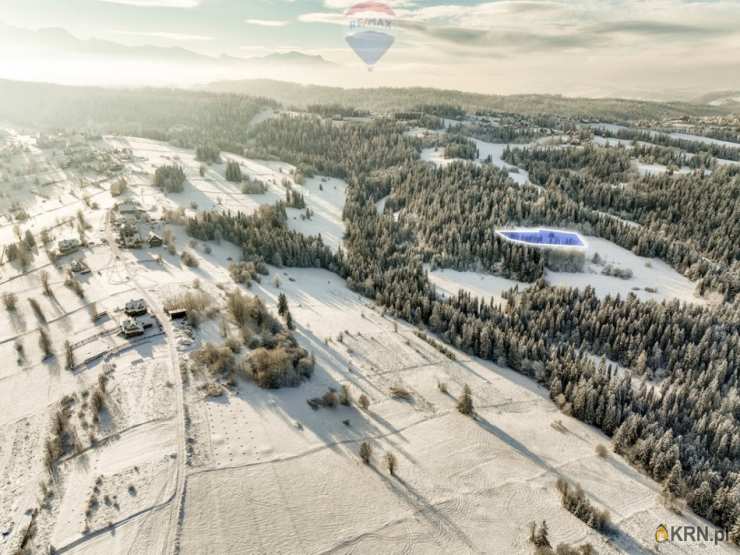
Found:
203,79 -> 737,120
691,90 -> 740,107
0,22 -> 333,67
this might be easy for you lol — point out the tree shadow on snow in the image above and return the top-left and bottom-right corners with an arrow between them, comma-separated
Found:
370,465 -> 477,552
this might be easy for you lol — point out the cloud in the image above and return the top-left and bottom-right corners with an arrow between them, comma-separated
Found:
245,19 -> 290,28
298,12 -> 345,25
111,30 -> 212,41
98,0 -> 200,7
299,0 -> 740,68
591,19 -> 737,39
323,0 -> 415,8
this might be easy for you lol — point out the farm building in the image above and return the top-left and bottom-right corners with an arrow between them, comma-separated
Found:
168,308 -> 188,320
124,299 -> 147,316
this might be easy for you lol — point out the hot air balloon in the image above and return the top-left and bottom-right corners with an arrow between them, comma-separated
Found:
345,2 -> 396,71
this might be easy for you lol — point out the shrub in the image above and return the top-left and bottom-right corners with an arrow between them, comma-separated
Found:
241,178 -> 267,194
244,346 -> 312,389
358,394 -> 370,410
595,444 -> 608,458
14,340 -> 24,363
181,250 -> 199,268
414,331 -> 456,360
64,341 -> 74,371
2,292 -> 18,312
191,343 -> 235,376
204,383 -> 224,398
321,390 -> 337,408
164,290 -> 213,325
359,441 -> 372,464
40,270 -> 52,296
384,452 -> 397,475
91,388 -> 105,416
64,275 -> 85,298
339,384 -> 351,406
389,385 -> 412,400
556,478 -> 610,532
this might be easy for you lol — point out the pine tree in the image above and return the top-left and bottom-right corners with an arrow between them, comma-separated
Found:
534,520 -> 550,548
457,384 -> 474,416
277,293 -> 288,317
730,516 -> 740,546
663,461 -> 683,500
285,310 -> 295,330
225,160 -> 242,183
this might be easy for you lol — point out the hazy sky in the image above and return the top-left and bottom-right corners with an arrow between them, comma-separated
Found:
1,0 -> 739,98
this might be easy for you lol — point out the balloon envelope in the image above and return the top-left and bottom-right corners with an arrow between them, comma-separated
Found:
345,30 -> 395,67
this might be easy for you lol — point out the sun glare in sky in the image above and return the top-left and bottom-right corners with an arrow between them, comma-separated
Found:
0,0 -> 739,98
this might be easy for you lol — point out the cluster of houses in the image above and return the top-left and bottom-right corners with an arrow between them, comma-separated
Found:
119,298 -> 187,338
114,200 -> 163,249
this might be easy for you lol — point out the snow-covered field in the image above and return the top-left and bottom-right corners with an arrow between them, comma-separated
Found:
108,137 -> 347,253
428,267 -> 530,307
0,131 -> 730,555
419,138 -> 533,186
547,235 -> 706,305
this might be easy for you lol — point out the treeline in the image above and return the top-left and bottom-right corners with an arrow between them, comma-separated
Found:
632,143 -> 714,170
307,104 -> 370,118
393,112 -> 444,130
0,80 -> 275,154
247,115 -> 420,178
411,103 -> 466,119
449,122 -> 549,144
593,127 -> 740,162
503,144 -> 633,183
695,127 -> 740,145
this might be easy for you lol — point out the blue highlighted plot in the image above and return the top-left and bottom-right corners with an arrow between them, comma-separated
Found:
496,228 -> 586,249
